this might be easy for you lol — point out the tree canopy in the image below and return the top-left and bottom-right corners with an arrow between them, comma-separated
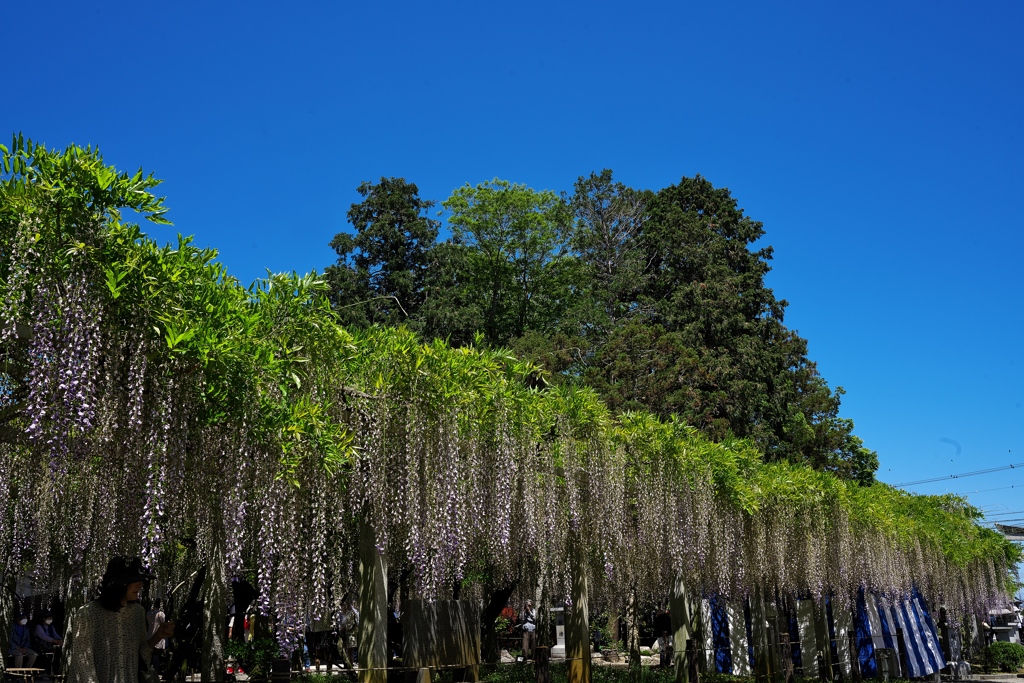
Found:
325,177 -> 439,328
0,138 -> 1016,630
328,172 -> 878,481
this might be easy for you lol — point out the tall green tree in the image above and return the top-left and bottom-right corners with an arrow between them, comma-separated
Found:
635,175 -> 875,479
326,177 -> 439,327
322,171 -> 877,481
425,179 -> 574,346
568,170 -> 652,335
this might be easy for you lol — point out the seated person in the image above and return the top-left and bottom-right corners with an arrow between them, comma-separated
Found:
9,613 -> 38,669
34,610 -> 63,670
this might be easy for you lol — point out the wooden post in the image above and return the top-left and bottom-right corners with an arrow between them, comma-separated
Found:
894,628 -> 908,680
848,633 -> 861,683
750,588 -> 775,683
567,549 -> 591,683
359,516 -> 389,683
670,577 -> 698,683
535,646 -> 551,683
201,514 -> 227,682
832,602 -> 854,683
779,632 -> 794,683
727,601 -> 751,676
812,603 -> 832,683
686,639 -> 700,683
415,668 -> 431,683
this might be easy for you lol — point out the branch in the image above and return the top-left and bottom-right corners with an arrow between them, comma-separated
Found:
0,403 -> 23,427
339,385 -> 385,401
0,424 -> 27,447
334,295 -> 409,318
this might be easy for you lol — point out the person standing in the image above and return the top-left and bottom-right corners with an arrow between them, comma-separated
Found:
521,600 -> 537,661
67,556 -> 175,683
145,599 -> 167,673
8,613 -> 37,669
657,631 -> 673,668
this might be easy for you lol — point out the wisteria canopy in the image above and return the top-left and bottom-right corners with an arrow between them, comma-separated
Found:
0,138 -> 1018,652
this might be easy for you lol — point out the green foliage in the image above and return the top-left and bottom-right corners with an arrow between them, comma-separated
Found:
326,177 -> 439,327
0,132 -> 170,226
324,170 -> 876,481
4,135 -> 1018,636
483,663 -> 676,683
428,179 -> 574,346
984,641 -> 1024,672
226,638 -> 279,680
483,662 -> 560,683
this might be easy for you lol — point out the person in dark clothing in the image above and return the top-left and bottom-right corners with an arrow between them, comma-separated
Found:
9,613 -> 37,669
34,611 -> 64,654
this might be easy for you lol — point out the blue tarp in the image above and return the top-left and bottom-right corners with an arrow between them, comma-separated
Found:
709,595 -> 732,673
855,587 -> 946,678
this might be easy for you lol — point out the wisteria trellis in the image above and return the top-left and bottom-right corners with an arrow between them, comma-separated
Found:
0,139 -> 1017,658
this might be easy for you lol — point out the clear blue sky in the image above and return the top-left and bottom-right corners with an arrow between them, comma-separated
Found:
6,1 -> 1024,522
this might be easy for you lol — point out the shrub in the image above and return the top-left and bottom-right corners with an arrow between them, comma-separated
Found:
225,637 -> 279,680
985,641 -> 1024,672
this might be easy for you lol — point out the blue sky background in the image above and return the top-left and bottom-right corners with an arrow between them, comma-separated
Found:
5,1 -> 1024,523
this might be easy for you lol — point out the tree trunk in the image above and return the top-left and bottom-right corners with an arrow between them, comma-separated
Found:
0,570 -> 13,673
537,584 -> 551,648
567,551 -> 591,683
481,581 -> 517,665
670,577 -> 698,683
61,572 -> 90,675
358,516 -> 388,683
201,514 -> 227,682
750,587 -> 772,683
625,587 -> 641,671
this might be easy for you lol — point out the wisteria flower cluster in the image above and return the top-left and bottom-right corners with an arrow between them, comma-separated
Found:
0,139 -> 1016,668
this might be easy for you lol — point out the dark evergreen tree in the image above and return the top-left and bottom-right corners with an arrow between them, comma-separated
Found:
324,172 -> 878,482
325,177 -> 439,327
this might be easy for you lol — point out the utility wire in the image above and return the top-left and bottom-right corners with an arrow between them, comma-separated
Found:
897,461 -> 1024,487
962,483 -> 1024,495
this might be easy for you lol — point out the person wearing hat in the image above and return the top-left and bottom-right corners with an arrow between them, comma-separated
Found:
67,557 -> 175,683
8,612 -> 37,669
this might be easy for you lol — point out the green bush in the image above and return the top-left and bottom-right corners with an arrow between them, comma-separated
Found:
225,637 -> 279,680
593,666 -> 675,683
482,662 -> 542,683
985,641 -> 1024,672
484,662 -> 675,683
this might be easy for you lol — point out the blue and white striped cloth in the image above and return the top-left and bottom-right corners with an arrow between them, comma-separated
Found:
857,587 -> 946,678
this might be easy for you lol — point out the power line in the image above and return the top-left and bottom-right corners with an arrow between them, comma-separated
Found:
897,461 -> 1024,487
985,519 -> 1024,527
964,483 -> 1024,495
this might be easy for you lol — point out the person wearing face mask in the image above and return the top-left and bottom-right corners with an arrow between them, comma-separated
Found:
34,610 -> 64,657
67,557 -> 175,683
8,613 -> 38,669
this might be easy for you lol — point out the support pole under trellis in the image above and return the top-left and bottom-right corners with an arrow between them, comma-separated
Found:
202,514 -> 227,682
358,516 -> 388,683
670,577 -> 698,683
567,548 -> 590,683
